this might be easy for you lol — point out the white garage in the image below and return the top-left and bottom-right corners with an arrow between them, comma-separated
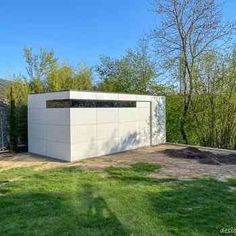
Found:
28,91 -> 166,162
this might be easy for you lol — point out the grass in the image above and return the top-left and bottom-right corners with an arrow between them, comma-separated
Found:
228,178 -> 236,186
0,163 -> 235,236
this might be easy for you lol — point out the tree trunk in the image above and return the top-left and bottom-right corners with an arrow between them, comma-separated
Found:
180,93 -> 191,144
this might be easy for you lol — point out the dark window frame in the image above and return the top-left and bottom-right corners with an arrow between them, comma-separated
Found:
46,99 -> 136,108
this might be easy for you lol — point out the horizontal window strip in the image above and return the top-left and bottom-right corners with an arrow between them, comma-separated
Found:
46,99 -> 136,108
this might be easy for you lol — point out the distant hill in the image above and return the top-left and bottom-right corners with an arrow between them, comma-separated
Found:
0,79 -> 10,91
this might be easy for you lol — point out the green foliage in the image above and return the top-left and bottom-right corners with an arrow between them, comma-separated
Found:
71,64 -> 93,90
96,40 -> 157,94
9,88 -> 17,151
166,94 -> 184,143
47,65 -> 74,91
47,63 -> 93,91
24,47 -> 57,93
166,49 -> 236,149
189,50 -> 236,148
4,78 -> 29,104
4,43 -> 236,150
0,166 -> 235,235
228,178 -> 236,187
29,77 -> 44,93
5,79 -> 30,151
5,49 -> 94,151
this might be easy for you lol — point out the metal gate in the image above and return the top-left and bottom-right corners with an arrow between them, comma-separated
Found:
0,104 -> 8,151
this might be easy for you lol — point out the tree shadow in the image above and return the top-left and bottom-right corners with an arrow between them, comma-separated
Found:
1,165 -> 235,235
0,192 -> 71,235
82,115 -> 152,160
0,184 -> 128,235
162,147 -> 236,165
147,178 -> 236,235
105,163 -> 176,185
153,97 -> 166,144
72,183 -> 128,235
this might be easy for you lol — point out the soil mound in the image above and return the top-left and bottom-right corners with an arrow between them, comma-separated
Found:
163,147 -> 236,165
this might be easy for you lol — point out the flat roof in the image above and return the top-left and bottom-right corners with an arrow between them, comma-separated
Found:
29,90 -> 163,97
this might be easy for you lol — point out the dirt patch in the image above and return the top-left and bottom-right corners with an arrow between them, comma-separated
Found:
0,144 -> 235,179
162,146 -> 236,165
0,152 -> 65,171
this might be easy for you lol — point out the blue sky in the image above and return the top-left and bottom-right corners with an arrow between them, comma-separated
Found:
0,0 -> 235,79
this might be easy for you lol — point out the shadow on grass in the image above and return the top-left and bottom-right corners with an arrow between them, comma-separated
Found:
0,185 -> 128,235
0,165 -> 235,235
147,178 -> 236,235
104,163 -> 236,234
72,183 -> 128,235
105,162 -> 176,185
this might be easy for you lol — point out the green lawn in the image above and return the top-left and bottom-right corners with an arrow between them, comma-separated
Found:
0,163 -> 235,236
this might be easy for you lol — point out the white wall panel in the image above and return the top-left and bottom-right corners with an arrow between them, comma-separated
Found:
46,125 -> 70,143
136,95 -> 152,101
96,93 -> 118,100
70,91 -> 97,100
119,122 -> 138,140
96,123 -> 119,140
28,92 -> 71,161
71,125 -> 96,143
28,91 -> 70,109
137,101 -> 150,108
45,91 -> 70,100
28,97 -> 46,109
70,109 -> 96,125
28,123 -> 46,140
71,141 -> 98,161
28,91 -> 166,162
137,107 -> 150,121
29,108 -> 47,124
138,121 -> 151,146
96,138 -> 120,156
29,138 -> 47,156
46,141 -> 71,161
151,96 -> 166,145
46,109 -> 70,125
97,108 -> 118,124
118,108 -> 138,122
118,94 -> 137,101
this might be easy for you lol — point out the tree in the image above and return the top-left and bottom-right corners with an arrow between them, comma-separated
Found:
190,50 -> 236,148
24,48 -> 57,93
9,86 -> 17,151
47,64 -> 74,91
96,56 -> 123,92
5,48 -> 94,152
46,63 -> 93,91
5,78 -> 30,151
153,0 -> 235,143
96,40 -> 157,94
71,64 -> 93,90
